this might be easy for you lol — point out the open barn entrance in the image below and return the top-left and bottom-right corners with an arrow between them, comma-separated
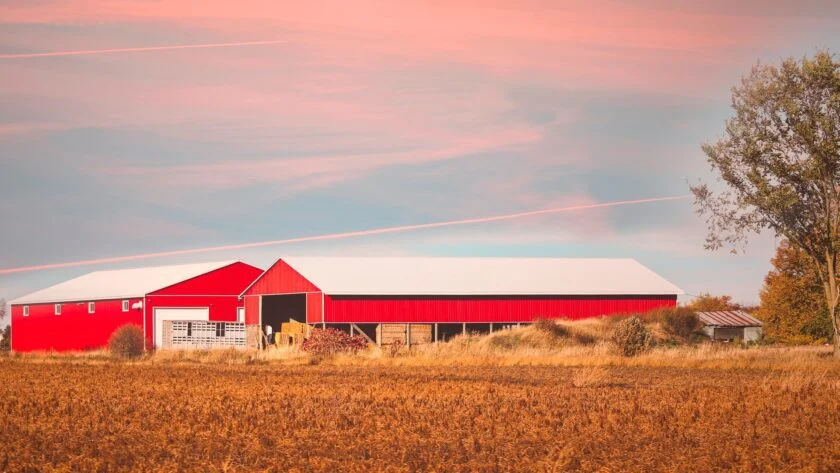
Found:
262,294 -> 306,336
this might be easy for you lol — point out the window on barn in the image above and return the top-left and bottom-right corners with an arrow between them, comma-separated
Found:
23,306 -> 29,317
187,322 -> 192,337
215,323 -> 226,338
88,302 -> 95,314
122,300 -> 129,312
54,304 -> 62,315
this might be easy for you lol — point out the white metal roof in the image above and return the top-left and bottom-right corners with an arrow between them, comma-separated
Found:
10,261 -> 240,305
279,257 -> 683,296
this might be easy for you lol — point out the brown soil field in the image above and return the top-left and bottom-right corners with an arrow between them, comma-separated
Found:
1,357 -> 839,472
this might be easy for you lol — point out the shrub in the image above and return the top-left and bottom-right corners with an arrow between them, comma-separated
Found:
612,317 -> 653,357
534,318 -> 569,338
0,325 -> 10,352
659,308 -> 703,341
108,324 -> 145,358
300,328 -> 368,356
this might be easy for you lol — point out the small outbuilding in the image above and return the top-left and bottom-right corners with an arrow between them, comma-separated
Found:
9,261 -> 262,352
696,311 -> 763,342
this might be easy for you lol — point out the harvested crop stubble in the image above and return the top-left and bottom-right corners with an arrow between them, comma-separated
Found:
1,360 -> 839,472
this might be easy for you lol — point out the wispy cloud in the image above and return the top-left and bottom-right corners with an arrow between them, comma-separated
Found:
96,127 -> 542,191
0,40 -> 289,60
0,195 -> 689,275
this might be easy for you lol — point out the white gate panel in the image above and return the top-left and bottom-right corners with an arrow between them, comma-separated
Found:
154,307 -> 209,347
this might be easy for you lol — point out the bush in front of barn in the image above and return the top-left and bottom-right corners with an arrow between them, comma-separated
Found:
612,316 -> 653,356
108,324 -> 145,359
648,307 -> 704,342
300,328 -> 368,356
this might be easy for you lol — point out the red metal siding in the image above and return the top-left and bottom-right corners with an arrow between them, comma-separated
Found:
10,299 -> 143,352
306,292 -> 324,324
244,296 -> 260,325
242,260 -> 320,296
152,262 -> 263,296
323,295 -> 677,323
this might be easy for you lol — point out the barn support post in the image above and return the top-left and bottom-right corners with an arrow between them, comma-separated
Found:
517,322 -> 521,328
351,324 -> 375,345
350,324 -> 354,336
258,295 -> 263,350
490,323 -> 494,334
407,324 -> 411,348
377,324 -> 382,347
462,322 -> 466,335
434,323 -> 438,343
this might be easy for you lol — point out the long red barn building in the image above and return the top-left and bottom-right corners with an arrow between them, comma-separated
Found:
9,261 -> 262,352
241,257 -> 682,343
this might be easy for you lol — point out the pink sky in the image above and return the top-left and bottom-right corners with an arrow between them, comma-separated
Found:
0,1 -> 837,304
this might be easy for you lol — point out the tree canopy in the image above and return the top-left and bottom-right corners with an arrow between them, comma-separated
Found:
684,293 -> 741,312
757,240 -> 833,344
691,50 -> 840,355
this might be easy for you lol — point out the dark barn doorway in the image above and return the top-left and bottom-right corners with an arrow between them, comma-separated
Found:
262,294 -> 307,336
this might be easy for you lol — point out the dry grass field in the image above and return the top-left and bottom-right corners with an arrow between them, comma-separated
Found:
2,346 -> 840,473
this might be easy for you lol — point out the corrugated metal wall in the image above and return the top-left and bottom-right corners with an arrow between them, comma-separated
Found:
306,293 -> 323,324
152,262 -> 263,296
242,259 -> 320,295
10,299 -> 143,352
243,296 -> 260,325
323,295 -> 677,323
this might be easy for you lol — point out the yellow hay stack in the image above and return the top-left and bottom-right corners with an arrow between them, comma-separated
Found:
274,320 -> 312,347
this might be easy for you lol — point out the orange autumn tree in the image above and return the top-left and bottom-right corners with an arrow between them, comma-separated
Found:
684,293 -> 740,312
757,240 -> 833,344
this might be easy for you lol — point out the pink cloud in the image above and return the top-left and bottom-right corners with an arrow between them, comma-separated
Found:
0,1 -> 796,96
97,126 -> 542,191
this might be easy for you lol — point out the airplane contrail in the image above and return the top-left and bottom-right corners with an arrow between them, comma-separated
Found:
0,195 -> 690,275
0,40 -> 289,60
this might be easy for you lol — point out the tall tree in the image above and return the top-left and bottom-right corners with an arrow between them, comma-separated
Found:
0,325 -> 9,352
0,298 -> 8,352
758,240 -> 833,343
684,293 -> 740,312
691,51 -> 840,356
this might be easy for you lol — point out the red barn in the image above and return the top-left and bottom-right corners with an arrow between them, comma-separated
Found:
240,257 -> 682,345
9,261 -> 262,352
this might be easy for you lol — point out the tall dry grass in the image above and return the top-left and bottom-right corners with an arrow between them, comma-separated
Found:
11,317 -> 839,373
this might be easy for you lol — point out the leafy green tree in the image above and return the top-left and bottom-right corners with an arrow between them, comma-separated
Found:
684,293 -> 740,312
691,51 -> 840,356
757,240 -> 832,344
